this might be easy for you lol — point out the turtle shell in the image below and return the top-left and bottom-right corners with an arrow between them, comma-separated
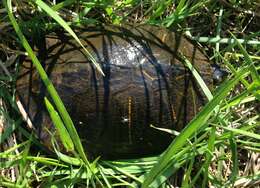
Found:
17,25 -> 212,159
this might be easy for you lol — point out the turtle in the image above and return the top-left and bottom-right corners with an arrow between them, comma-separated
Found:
16,24 -> 213,159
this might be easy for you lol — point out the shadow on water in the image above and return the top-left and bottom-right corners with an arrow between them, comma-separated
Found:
16,25 -> 212,159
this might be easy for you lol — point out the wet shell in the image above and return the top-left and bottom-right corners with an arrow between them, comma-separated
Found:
17,25 -> 212,159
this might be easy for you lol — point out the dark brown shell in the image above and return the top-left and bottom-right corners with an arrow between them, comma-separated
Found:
17,25 -> 212,159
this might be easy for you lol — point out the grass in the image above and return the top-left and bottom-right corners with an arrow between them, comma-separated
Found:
0,0 -> 259,187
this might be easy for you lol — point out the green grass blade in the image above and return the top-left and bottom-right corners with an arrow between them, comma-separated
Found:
218,125 -> 260,140
98,167 -> 112,188
0,181 -> 23,188
226,134 -> 239,187
54,150 -> 82,166
181,54 -> 213,100
52,0 -> 76,11
34,0 -> 104,76
229,33 -> 260,84
150,124 -> 180,136
202,126 -> 216,188
45,97 -> 74,152
0,117 -> 22,144
222,90 -> 255,110
175,0 -> 187,14
181,155 -> 195,188
141,67 -> 250,188
26,156 -> 68,167
102,161 -> 142,183
0,141 -> 29,157
4,0 -> 88,163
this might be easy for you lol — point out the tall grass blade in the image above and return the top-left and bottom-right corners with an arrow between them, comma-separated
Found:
202,126 -> 216,188
102,161 -> 142,183
226,134 -> 238,187
141,67 -> 250,188
4,0 -> 88,163
45,97 -> 74,152
181,154 -> 194,188
53,150 -> 82,166
26,156 -> 68,167
52,0 -> 76,11
229,32 -> 260,84
0,116 -> 22,144
218,125 -> 260,140
181,54 -> 213,100
34,0 -> 104,76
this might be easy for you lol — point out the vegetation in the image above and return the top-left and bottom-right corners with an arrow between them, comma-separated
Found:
0,0 -> 259,187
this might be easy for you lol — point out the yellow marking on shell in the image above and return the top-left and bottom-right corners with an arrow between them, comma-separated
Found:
175,75 -> 186,80
142,70 -> 155,81
128,96 -> 132,144
162,33 -> 167,43
171,104 -> 177,121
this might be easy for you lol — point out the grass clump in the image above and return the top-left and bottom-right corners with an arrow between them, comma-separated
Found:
1,0 -> 259,187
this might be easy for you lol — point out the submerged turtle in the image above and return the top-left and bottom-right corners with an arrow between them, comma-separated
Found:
17,25 -> 212,159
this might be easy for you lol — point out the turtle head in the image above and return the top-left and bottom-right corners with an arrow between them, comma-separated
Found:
212,64 -> 228,84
